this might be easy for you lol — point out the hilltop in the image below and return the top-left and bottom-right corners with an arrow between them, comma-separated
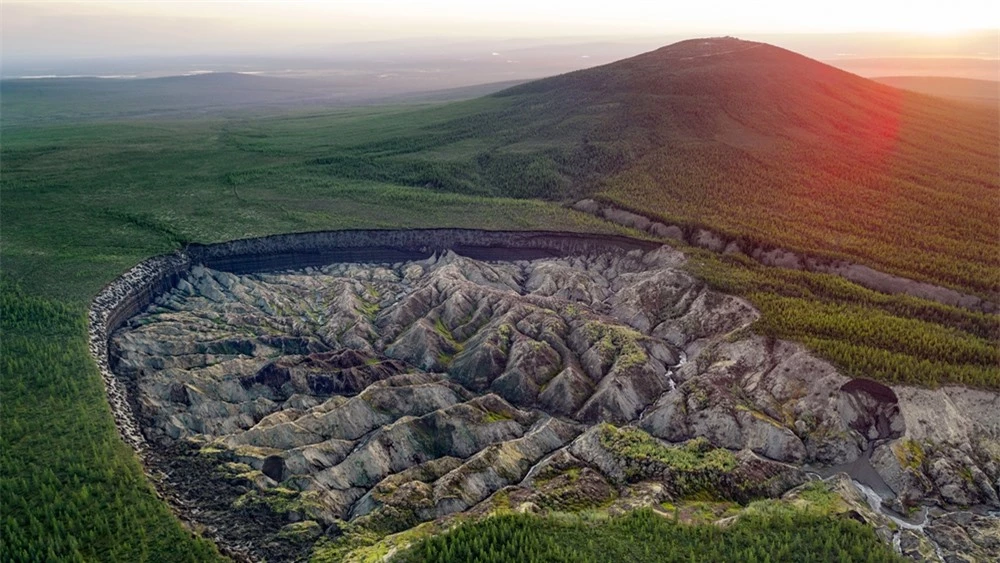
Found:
305,37 -> 999,296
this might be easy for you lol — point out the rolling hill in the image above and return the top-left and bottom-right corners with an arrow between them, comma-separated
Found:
305,37 -> 998,296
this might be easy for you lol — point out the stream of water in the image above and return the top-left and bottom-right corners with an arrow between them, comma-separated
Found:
852,480 -> 946,561
667,350 -> 686,391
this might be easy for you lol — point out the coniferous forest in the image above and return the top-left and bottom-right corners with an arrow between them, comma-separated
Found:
396,509 -> 903,563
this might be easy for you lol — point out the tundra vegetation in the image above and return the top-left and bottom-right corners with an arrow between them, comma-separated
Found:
2,38 -> 997,560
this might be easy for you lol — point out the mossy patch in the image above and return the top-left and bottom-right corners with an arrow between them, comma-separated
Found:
234,487 -> 325,518
198,445 -> 226,457
894,439 -> 925,471
434,318 -> 464,349
356,299 -> 380,320
278,520 -> 323,542
483,410 -> 514,423
788,480 -> 842,514
584,321 -> 648,369
215,461 -> 255,480
660,500 -> 741,525
434,318 -> 465,366
599,425 -> 738,473
492,490 -> 512,512
735,404 -> 786,429
534,469 -> 615,513
311,519 -> 443,563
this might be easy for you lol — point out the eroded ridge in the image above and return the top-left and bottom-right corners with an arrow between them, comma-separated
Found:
112,248 -> 723,505
109,247 -> 1000,561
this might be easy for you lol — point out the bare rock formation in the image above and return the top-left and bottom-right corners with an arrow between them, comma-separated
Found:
105,243 -> 999,561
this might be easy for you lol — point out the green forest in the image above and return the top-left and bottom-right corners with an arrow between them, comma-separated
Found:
688,251 -> 1000,389
395,508 -> 903,563
0,282 -> 222,562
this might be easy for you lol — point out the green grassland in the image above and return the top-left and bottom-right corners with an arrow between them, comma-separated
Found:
2,42 -> 998,560
89,43 -> 995,299
1,106 -> 622,302
0,108 -> 624,561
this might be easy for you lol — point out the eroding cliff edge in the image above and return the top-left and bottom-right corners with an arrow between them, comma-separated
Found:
572,199 -> 997,313
89,229 -> 999,562
89,253 -> 191,452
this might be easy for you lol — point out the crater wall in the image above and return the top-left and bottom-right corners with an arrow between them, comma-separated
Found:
89,229 -> 662,452
185,228 -> 661,275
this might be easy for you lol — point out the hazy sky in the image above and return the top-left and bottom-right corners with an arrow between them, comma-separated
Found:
4,0 -> 999,62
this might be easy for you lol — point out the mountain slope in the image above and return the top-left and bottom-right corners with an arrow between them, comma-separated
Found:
309,37 -> 999,295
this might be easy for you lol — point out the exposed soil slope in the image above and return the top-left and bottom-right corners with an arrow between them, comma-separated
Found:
109,247 -> 1000,561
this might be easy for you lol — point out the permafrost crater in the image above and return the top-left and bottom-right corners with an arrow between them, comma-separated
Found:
93,230 -> 999,562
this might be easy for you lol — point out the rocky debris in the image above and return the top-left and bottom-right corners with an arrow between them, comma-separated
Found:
871,386 -> 1000,511
103,244 -> 999,561
843,470 -> 1000,562
598,206 -> 652,232
638,332 -> 1000,520
693,229 -> 726,253
571,199 -> 997,313
924,511 -> 1000,562
642,336 -> 870,466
